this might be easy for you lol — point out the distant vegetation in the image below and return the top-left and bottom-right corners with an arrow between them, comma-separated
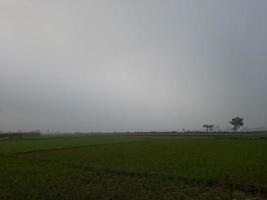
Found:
0,130 -> 41,138
203,124 -> 214,132
229,117 -> 244,131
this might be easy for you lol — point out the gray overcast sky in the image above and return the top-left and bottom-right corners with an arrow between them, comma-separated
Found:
1,0 -> 267,132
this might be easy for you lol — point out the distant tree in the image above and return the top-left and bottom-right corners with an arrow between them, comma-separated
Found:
229,117 -> 244,132
203,124 -> 214,132
203,124 -> 209,132
209,125 -> 214,132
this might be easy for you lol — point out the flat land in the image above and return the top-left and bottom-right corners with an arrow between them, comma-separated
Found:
0,134 -> 267,199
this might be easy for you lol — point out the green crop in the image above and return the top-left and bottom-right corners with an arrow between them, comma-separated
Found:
0,136 -> 266,199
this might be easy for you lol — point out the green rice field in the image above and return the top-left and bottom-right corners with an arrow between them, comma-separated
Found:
0,135 -> 267,199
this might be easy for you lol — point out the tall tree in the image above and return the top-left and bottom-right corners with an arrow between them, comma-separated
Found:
203,124 -> 214,132
203,124 -> 209,132
208,125 -> 214,132
229,117 -> 244,131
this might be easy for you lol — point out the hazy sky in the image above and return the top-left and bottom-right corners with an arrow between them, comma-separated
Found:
1,0 -> 267,132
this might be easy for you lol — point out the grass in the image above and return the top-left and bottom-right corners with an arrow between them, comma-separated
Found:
0,135 -> 267,199
0,136 -> 140,154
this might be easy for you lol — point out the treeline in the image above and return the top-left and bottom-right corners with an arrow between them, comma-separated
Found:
73,130 -> 267,136
0,130 -> 41,138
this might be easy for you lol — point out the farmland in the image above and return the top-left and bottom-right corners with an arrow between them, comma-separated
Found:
0,134 -> 267,199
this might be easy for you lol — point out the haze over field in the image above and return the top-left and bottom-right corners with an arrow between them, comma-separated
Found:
1,0 -> 267,132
